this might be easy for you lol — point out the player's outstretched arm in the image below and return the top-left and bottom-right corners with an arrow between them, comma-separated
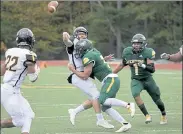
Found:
1,64 -> 6,76
113,62 -> 125,74
68,63 -> 92,80
104,54 -> 114,61
161,46 -> 182,62
161,52 -> 182,62
63,32 -> 73,47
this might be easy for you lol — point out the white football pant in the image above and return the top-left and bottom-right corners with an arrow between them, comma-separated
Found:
1,84 -> 35,133
71,74 -> 99,100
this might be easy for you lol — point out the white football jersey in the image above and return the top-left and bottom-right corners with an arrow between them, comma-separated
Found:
67,38 -> 84,72
3,48 -> 37,89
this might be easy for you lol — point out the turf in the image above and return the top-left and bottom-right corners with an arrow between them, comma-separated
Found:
1,66 -> 182,134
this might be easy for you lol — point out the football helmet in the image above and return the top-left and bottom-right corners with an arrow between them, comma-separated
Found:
131,33 -> 147,52
73,26 -> 88,39
16,28 -> 35,49
74,39 -> 92,59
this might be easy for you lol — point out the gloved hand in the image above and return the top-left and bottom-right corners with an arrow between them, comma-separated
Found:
160,53 -> 170,60
137,62 -> 146,69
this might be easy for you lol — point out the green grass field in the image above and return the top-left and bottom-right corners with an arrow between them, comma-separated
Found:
1,67 -> 182,134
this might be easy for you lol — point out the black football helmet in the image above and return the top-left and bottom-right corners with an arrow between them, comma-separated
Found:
131,33 -> 147,52
74,39 -> 93,59
73,26 -> 88,39
16,28 -> 35,49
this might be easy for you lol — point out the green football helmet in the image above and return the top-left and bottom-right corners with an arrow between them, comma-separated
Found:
75,39 -> 93,59
131,33 -> 147,52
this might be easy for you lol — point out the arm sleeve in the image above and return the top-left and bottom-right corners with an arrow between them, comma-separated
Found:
25,54 -> 37,64
63,40 -> 73,47
121,48 -> 128,66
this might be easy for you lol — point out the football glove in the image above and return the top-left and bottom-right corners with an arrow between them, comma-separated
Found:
137,62 -> 146,69
160,53 -> 170,60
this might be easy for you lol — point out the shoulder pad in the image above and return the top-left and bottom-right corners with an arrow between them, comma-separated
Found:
122,47 -> 133,58
144,48 -> 156,59
26,52 -> 37,63
123,47 -> 133,53
5,48 -> 11,57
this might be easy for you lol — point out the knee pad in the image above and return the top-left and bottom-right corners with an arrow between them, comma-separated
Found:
101,105 -> 111,112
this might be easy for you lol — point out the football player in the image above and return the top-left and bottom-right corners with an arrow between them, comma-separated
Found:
1,28 -> 40,134
63,26 -> 114,129
68,39 -> 135,132
160,45 -> 182,62
113,34 -> 168,124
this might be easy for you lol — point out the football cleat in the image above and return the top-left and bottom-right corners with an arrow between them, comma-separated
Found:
97,119 -> 114,129
115,123 -> 132,133
68,109 -> 76,125
127,103 -> 135,117
160,115 -> 168,124
145,114 -> 152,124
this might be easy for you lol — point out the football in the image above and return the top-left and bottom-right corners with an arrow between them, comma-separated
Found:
48,1 -> 58,13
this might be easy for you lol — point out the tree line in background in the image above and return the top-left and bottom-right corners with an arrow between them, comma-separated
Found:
1,1 -> 182,60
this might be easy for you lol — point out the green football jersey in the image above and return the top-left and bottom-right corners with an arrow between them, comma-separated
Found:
122,47 -> 156,80
82,49 -> 112,82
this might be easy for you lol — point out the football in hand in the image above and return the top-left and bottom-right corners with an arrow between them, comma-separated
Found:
48,1 -> 58,13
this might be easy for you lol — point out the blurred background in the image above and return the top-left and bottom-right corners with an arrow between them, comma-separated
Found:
1,1 -> 182,60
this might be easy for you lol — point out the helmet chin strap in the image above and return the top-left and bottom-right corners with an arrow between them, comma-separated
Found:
17,42 -> 32,50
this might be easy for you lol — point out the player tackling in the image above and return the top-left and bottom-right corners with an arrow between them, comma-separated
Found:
68,38 -> 135,132
1,28 -> 40,134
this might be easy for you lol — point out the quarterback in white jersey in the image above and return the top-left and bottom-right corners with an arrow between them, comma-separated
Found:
1,28 -> 40,134
161,45 -> 183,62
63,27 -> 135,132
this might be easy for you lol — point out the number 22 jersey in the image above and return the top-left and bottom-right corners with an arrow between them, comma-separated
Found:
3,48 -> 37,89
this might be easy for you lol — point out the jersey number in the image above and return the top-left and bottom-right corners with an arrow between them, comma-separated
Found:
5,55 -> 19,72
133,63 -> 139,75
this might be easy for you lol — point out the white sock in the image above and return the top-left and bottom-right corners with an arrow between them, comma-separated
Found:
105,108 -> 127,124
74,105 -> 85,114
103,98 -> 128,108
96,113 -> 104,121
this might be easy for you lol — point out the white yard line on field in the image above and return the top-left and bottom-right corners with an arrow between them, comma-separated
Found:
29,101 -> 182,107
156,72 -> 180,75
36,112 -> 182,119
